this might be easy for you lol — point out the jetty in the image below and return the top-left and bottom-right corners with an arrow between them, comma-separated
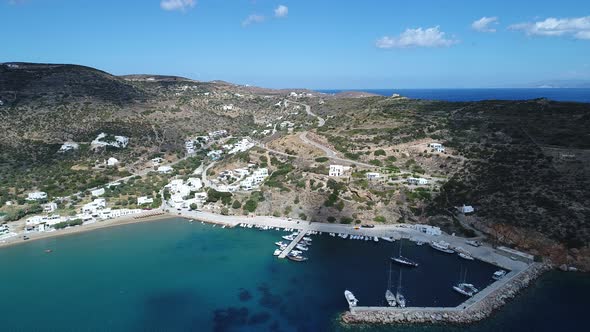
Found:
343,263 -> 549,325
278,231 -> 307,259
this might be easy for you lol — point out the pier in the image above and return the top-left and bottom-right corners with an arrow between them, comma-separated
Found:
278,230 -> 307,259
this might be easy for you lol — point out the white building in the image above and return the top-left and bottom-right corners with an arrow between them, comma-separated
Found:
152,157 -> 163,166
137,196 -> 154,205
429,143 -> 445,152
207,150 -> 223,160
186,178 -> 203,191
240,168 -> 269,191
329,165 -> 350,177
407,177 -> 429,185
366,172 -> 381,180
59,142 -> 79,152
413,224 -> 442,236
82,198 -> 106,215
208,130 -> 228,138
227,138 -> 255,155
222,104 -> 234,111
91,188 -> 105,197
107,157 -> 119,167
26,191 -> 47,201
91,132 -> 129,148
43,202 -> 58,213
457,204 -> 475,214
158,166 -> 173,174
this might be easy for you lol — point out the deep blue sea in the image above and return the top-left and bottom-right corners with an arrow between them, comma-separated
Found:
317,88 -> 590,103
0,219 -> 588,332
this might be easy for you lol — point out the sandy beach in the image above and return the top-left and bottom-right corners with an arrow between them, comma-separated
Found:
0,212 -> 174,249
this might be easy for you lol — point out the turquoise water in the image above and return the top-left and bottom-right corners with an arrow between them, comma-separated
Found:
0,219 -> 587,331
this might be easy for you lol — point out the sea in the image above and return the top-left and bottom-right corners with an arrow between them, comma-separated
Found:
0,219 -> 588,332
316,88 -> 590,103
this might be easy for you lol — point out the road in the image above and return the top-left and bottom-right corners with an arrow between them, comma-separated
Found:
287,99 -> 325,127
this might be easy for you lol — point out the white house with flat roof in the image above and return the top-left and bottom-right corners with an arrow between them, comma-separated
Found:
329,165 -> 350,177
137,196 -> 154,205
43,202 -> 58,213
407,177 -> 429,185
429,142 -> 445,152
457,204 -> 475,214
26,191 -> 47,201
59,142 -> 79,152
91,188 -> 105,197
158,165 -> 173,174
366,172 -> 381,180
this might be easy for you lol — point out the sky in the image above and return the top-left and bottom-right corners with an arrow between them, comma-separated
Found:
1,0 -> 590,89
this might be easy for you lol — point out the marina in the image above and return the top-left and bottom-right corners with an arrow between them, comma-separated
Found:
0,210 -> 541,329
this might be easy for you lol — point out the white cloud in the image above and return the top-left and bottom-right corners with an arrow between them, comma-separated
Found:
160,0 -> 196,12
242,14 -> 265,27
509,16 -> 590,40
376,26 -> 458,49
472,16 -> 499,32
274,5 -> 288,18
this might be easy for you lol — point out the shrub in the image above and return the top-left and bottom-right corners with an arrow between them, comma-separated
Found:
374,216 -> 386,223
314,157 -> 329,163
374,149 -> 386,157
340,217 -> 353,224
231,200 -> 241,209
299,213 -> 307,220
243,199 -> 258,213
327,216 -> 336,223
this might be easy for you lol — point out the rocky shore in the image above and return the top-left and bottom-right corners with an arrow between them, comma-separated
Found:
341,263 -> 551,325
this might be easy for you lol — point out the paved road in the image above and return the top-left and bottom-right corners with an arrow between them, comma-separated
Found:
287,99 -> 325,127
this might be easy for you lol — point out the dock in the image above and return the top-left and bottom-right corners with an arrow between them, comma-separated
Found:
278,231 -> 307,259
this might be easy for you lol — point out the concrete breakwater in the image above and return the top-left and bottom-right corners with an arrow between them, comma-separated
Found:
341,263 -> 551,325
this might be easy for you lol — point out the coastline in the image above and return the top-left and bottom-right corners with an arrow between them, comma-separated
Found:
340,263 -> 551,326
0,212 -> 175,250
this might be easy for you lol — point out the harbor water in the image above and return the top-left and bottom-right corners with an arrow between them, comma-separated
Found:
0,218 -> 587,331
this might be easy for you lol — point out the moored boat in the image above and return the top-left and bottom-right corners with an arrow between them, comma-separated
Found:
430,240 -> 455,253
295,244 -> 309,251
492,270 -> 507,280
453,283 -> 478,297
287,254 -> 308,262
273,249 -> 281,256
458,252 -> 474,260
344,290 -> 358,307
391,240 -> 419,267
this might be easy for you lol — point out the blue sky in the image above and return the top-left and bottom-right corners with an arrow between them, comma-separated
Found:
1,0 -> 589,88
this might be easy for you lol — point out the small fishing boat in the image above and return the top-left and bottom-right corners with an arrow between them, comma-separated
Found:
458,252 -> 474,260
492,270 -> 507,280
287,253 -> 308,262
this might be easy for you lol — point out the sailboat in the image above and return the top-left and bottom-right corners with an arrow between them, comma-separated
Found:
385,262 -> 397,307
453,267 -> 479,297
391,240 -> 419,267
396,269 -> 406,308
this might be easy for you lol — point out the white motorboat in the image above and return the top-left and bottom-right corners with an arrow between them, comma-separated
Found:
492,270 -> 507,280
344,290 -> 358,307
453,283 -> 478,297
458,252 -> 474,260
430,241 -> 455,254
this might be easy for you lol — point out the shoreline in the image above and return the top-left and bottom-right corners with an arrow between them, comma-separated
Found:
340,263 -> 551,326
0,212 -> 175,250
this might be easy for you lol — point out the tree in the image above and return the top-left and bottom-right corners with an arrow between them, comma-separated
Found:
243,199 -> 258,213
189,203 -> 198,210
232,200 -> 242,209
374,149 -> 386,157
